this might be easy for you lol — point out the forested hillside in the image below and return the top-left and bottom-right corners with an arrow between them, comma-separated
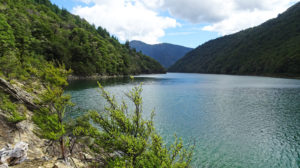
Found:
169,2 -> 300,77
0,0 -> 165,77
130,40 -> 192,68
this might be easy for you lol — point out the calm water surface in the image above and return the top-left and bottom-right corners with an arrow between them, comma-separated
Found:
66,73 -> 300,168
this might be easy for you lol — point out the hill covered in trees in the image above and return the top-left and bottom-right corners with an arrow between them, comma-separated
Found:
129,40 -> 192,68
0,0 -> 165,77
169,2 -> 300,77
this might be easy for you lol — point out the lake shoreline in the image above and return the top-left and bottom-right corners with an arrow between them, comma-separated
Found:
167,72 -> 300,80
67,72 -> 300,81
67,74 -> 126,81
67,72 -> 167,81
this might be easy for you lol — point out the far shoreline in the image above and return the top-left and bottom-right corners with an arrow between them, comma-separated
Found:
67,74 -> 126,81
67,72 -> 167,81
67,72 -> 300,81
166,71 -> 300,80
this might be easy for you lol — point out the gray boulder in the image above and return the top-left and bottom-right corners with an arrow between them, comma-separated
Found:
0,142 -> 28,167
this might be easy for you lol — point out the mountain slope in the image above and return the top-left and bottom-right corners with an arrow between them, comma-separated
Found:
169,2 -> 300,77
0,0 -> 165,76
129,40 -> 192,68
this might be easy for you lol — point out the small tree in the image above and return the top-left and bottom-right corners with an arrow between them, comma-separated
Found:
33,63 -> 72,160
89,82 -> 194,167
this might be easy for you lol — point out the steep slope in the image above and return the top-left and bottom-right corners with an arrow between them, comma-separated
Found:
0,0 -> 165,76
169,2 -> 300,77
129,40 -> 192,68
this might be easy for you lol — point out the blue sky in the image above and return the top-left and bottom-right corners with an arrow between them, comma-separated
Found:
50,0 -> 86,11
160,20 -> 219,48
50,0 -> 297,48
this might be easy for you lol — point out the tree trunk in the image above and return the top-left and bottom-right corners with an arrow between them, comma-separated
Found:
60,137 -> 65,160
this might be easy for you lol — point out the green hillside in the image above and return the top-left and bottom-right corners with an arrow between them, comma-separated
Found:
0,0 -> 165,77
169,2 -> 300,77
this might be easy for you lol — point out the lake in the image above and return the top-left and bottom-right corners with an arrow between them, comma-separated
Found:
66,73 -> 300,168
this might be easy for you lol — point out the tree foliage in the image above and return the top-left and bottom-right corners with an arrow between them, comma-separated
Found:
0,90 -> 26,124
0,0 -> 165,77
88,83 -> 194,167
0,14 -> 15,56
33,63 -> 72,160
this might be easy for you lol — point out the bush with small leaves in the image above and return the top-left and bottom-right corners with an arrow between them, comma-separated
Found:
0,90 -> 26,124
89,83 -> 194,167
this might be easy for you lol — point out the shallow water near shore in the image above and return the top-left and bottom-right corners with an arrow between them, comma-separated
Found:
66,73 -> 300,168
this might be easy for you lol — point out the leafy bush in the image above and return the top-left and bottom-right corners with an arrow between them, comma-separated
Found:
88,83 -> 194,167
0,91 -> 26,124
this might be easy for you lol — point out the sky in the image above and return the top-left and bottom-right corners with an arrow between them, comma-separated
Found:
50,0 -> 298,48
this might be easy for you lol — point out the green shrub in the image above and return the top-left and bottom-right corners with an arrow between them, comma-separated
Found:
89,83 -> 194,167
0,91 -> 26,124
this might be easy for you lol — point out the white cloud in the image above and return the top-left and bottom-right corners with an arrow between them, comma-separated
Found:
73,0 -> 298,42
202,0 -> 296,35
158,0 -> 296,35
140,0 -> 164,9
202,8 -> 282,35
72,0 -> 177,44
162,0 -> 234,23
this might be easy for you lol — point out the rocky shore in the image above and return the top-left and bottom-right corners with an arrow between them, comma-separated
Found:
0,78 -> 91,168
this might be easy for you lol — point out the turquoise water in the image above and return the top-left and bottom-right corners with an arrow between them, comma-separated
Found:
66,73 -> 300,168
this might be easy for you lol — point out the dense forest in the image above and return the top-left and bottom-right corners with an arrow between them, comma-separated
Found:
169,2 -> 300,77
0,0 -> 165,77
129,40 -> 192,68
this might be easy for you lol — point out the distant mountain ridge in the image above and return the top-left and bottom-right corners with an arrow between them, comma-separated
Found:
169,2 -> 300,77
129,40 -> 193,68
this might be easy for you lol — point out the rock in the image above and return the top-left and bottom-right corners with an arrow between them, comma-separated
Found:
42,156 -> 49,161
0,163 -> 8,168
0,142 -> 28,166
79,152 -> 93,161
53,160 -> 70,168
16,121 -> 28,132
0,77 -> 40,111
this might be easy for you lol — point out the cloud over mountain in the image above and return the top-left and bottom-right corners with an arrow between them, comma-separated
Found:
73,0 -> 297,42
158,0 -> 296,35
73,0 -> 177,44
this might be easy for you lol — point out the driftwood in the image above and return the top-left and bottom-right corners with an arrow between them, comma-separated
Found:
0,78 -> 40,111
